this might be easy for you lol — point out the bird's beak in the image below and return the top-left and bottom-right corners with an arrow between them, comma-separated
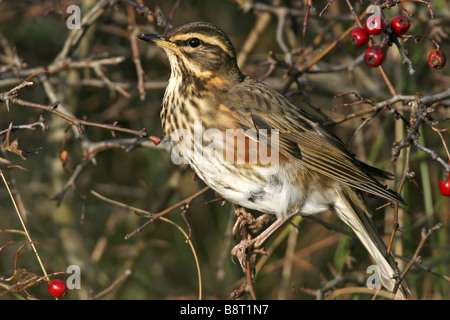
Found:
137,34 -> 176,50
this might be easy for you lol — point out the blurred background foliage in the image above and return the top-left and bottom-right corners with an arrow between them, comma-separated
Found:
0,0 -> 449,300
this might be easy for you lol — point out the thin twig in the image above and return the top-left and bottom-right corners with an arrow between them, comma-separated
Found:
90,186 -> 210,239
92,269 -> 132,299
393,223 -> 443,294
0,171 -> 50,281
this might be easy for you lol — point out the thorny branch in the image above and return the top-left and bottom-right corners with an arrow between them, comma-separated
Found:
393,223 -> 443,295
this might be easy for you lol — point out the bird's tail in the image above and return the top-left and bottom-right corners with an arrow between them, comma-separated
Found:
332,186 -> 410,299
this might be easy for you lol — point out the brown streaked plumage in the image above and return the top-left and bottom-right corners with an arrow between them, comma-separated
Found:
138,22 -> 409,299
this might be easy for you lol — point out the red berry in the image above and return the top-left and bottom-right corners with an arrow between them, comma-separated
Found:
391,16 -> 410,35
365,15 -> 383,35
365,46 -> 385,67
439,174 -> 450,197
48,279 -> 67,298
350,27 -> 369,47
428,49 -> 446,70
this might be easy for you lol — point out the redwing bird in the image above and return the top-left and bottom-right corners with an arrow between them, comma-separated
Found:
138,22 -> 409,299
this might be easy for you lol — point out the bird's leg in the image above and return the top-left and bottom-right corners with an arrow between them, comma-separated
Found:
231,207 -> 284,271
232,216 -> 285,255
252,217 -> 286,247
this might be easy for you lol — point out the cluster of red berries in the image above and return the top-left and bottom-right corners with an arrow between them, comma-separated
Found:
350,14 -> 410,67
350,13 -> 446,70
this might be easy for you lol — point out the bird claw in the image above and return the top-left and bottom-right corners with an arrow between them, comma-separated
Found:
232,207 -> 253,236
231,207 -> 275,271
232,207 -> 274,238
231,238 -> 271,271
231,238 -> 256,259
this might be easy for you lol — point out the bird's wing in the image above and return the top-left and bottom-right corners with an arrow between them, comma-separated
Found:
224,77 -> 403,203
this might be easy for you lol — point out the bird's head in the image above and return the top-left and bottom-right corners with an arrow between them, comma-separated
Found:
138,22 -> 243,86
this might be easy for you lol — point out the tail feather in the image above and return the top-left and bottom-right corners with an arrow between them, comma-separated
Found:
332,187 -> 410,299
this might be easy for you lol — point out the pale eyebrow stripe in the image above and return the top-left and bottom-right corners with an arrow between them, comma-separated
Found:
170,33 -> 233,57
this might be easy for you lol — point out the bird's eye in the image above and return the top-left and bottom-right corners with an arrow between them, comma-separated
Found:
187,38 -> 202,48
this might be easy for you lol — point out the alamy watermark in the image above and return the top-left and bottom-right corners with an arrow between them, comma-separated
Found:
168,120 -> 281,175
366,265 -> 382,290
66,5 -> 81,30
65,264 -> 81,289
